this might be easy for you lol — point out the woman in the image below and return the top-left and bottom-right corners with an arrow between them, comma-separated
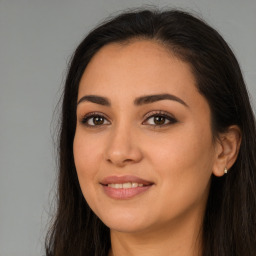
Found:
45,8 -> 256,256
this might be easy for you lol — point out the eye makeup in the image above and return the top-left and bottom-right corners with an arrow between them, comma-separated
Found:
79,110 -> 178,129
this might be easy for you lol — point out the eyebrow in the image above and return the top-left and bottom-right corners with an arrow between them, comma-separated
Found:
77,93 -> 189,108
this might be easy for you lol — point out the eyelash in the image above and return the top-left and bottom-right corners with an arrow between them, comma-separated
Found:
80,111 -> 177,128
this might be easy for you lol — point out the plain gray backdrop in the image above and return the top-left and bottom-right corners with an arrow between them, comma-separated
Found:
0,0 -> 255,255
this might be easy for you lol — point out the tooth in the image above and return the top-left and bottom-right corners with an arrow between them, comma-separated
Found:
132,182 -> 138,188
123,182 -> 132,188
107,183 -> 145,189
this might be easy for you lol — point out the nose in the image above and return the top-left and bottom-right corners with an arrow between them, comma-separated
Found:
104,124 -> 143,167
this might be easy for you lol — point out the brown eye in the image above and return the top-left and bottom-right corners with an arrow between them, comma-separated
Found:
92,116 -> 104,125
81,113 -> 110,127
153,116 -> 166,125
144,112 -> 178,127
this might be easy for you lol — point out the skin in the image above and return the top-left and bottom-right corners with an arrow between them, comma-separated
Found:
73,40 -> 241,256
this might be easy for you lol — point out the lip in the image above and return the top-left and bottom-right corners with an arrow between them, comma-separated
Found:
100,175 -> 153,186
100,175 -> 154,200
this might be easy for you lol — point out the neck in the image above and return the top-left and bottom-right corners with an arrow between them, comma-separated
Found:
108,211 -> 203,256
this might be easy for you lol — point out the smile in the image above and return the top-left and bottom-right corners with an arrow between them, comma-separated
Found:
100,175 -> 154,199
107,182 -> 144,188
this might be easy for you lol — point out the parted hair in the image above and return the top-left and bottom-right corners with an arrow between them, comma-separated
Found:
45,7 -> 256,256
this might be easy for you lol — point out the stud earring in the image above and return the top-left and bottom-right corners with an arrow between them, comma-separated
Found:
224,167 -> 228,174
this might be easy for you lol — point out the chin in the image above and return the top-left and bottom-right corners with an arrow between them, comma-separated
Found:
98,209 -> 151,233
106,221 -> 149,234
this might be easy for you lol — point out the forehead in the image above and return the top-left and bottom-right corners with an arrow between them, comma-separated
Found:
78,40 -> 197,99
77,39 -> 212,128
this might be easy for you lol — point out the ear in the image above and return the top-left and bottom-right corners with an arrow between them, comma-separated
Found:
212,125 -> 242,177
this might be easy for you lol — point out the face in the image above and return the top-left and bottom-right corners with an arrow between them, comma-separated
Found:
73,40 -> 218,234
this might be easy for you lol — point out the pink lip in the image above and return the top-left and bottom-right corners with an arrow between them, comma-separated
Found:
100,175 -> 153,186
100,175 -> 154,200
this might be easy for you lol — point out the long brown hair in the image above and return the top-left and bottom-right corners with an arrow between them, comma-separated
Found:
45,7 -> 256,256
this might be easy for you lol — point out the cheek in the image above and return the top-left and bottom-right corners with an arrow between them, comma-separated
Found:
73,131 -> 103,193
73,130 -> 109,216
147,124 -> 214,209
149,124 -> 214,170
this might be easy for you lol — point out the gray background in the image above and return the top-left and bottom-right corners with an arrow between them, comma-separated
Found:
0,0 -> 255,255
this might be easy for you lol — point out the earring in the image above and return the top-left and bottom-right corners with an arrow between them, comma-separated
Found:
224,167 -> 228,174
